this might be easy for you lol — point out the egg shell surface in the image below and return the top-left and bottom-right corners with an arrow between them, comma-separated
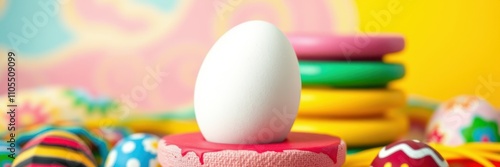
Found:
105,133 -> 160,167
371,140 -> 448,167
194,20 -> 301,144
426,95 -> 500,145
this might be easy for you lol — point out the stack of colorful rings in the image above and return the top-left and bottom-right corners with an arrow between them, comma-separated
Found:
288,34 -> 410,150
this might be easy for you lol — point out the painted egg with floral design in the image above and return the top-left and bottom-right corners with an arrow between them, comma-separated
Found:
105,133 -> 160,167
425,95 -> 500,146
371,140 -> 448,167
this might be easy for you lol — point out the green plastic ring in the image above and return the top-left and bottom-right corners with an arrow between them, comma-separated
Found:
300,61 -> 405,88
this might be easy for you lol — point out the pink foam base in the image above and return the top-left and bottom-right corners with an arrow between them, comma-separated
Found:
157,132 -> 346,167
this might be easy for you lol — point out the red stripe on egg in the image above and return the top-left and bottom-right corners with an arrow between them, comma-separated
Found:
22,136 -> 93,156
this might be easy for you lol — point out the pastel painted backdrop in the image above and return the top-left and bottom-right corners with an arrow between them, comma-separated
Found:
1,0 -> 499,114
0,0 -> 358,113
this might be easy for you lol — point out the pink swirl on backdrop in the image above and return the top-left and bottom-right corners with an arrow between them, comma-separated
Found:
74,0 -> 147,32
285,1 -> 334,33
92,53 -> 149,98
228,2 -> 285,29
36,50 -> 109,96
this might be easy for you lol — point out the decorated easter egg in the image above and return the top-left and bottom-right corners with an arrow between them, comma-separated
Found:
426,95 -> 500,146
371,140 -> 448,167
17,126 -> 110,166
12,130 -> 97,167
0,87 -> 122,135
105,133 -> 160,167
194,20 -> 301,144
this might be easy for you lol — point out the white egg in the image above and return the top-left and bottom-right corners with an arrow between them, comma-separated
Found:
194,20 -> 301,144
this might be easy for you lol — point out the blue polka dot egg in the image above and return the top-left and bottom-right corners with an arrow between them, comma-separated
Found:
105,133 -> 160,167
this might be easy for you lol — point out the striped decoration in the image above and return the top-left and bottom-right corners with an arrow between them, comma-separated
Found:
12,130 -> 97,167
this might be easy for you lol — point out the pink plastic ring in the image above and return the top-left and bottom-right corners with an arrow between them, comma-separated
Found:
287,33 -> 405,60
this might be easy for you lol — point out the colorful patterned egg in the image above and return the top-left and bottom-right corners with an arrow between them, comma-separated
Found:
17,126 -> 109,166
371,140 -> 448,167
0,87 -> 122,135
426,95 -> 500,145
105,133 -> 160,167
12,130 -> 97,167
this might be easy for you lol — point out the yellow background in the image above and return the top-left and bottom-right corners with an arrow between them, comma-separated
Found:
355,0 -> 500,107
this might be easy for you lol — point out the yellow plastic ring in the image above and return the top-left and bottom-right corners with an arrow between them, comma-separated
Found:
292,111 -> 409,147
299,88 -> 406,117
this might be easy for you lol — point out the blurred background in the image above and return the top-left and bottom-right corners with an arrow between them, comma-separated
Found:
1,0 -> 499,113
2,2 -> 499,166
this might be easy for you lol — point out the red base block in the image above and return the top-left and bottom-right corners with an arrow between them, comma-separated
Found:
157,132 -> 346,167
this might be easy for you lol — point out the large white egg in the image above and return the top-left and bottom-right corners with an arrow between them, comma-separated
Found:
194,20 -> 301,144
